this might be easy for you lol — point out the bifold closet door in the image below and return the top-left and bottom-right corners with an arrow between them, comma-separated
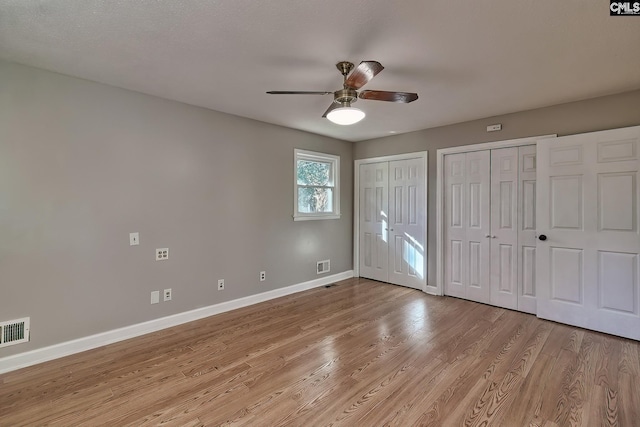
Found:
490,146 -> 538,313
489,148 -> 519,310
537,126 -> 640,340
359,162 -> 389,283
387,158 -> 426,289
518,146 -> 538,314
359,159 -> 427,290
445,146 -> 537,313
444,151 -> 491,304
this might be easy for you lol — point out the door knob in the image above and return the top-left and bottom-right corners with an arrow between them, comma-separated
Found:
491,235 -> 497,238
538,234 -> 547,241
485,234 -> 490,238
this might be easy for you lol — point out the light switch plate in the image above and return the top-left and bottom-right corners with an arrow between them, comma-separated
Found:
151,291 -> 160,304
129,232 -> 139,246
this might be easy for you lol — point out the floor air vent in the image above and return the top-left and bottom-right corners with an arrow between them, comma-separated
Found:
317,259 -> 330,275
0,317 -> 30,348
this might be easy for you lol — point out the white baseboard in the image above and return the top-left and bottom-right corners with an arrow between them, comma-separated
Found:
424,284 -> 441,296
0,270 -> 353,374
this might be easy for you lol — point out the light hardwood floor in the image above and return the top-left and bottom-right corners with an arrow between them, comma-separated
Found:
1,278 -> 639,426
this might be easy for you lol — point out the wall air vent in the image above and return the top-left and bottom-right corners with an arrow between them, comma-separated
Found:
317,260 -> 330,275
0,317 -> 30,348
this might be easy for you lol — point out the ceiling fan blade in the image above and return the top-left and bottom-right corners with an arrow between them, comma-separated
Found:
266,91 -> 333,95
344,61 -> 384,90
359,90 -> 418,103
322,102 -> 340,118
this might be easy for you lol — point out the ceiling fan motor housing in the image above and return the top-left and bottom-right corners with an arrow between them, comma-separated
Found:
334,88 -> 358,104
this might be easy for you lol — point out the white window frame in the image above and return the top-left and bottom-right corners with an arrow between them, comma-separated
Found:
294,149 -> 340,221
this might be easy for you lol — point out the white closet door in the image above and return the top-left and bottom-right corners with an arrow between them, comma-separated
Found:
444,151 -> 491,303
518,145 -> 537,314
490,148 -> 519,310
537,126 -> 640,340
465,151 -> 491,303
388,158 -> 426,290
444,153 -> 467,299
359,162 -> 389,282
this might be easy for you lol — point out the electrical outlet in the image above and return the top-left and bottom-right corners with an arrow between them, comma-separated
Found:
164,288 -> 172,301
156,248 -> 169,261
260,271 -> 266,281
151,291 -> 160,304
129,232 -> 139,246
217,279 -> 224,290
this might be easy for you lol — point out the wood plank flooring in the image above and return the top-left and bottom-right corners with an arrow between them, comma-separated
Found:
1,278 -> 639,426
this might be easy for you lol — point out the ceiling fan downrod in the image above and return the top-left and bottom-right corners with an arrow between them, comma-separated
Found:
336,61 -> 354,80
333,61 -> 358,105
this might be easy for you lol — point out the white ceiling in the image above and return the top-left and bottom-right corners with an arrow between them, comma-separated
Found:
1,1 -> 639,142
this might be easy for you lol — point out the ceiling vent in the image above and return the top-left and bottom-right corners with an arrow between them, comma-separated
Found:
0,317 -> 30,348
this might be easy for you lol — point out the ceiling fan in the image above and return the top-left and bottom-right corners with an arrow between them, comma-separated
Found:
266,61 -> 418,125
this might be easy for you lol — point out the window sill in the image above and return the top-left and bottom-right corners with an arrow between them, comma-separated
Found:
293,214 -> 341,221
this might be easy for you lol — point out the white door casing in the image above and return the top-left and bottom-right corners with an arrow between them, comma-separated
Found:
536,126 -> 640,341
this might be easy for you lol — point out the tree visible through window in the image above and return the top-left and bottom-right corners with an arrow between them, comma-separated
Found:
294,150 -> 340,220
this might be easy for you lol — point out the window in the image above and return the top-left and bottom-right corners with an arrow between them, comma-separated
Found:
294,149 -> 340,220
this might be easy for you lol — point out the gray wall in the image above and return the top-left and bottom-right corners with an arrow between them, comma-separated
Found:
0,60 -> 354,357
354,89 -> 640,287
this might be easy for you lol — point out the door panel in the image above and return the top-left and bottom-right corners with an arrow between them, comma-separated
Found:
598,251 -> 637,314
550,247 -> 583,303
598,172 -> 636,231
359,162 -> 389,282
537,126 -> 640,340
550,176 -> 583,229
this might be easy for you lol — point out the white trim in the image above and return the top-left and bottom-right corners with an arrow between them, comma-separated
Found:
435,134 -> 556,297
353,151 -> 429,292
0,270 -> 354,374
293,149 -> 340,221
437,134 -> 556,154
354,152 -> 429,164
293,214 -> 341,221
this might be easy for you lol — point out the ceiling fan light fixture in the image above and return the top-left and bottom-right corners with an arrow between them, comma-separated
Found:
326,106 -> 365,125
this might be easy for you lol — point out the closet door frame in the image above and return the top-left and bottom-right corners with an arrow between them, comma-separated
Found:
354,151 -> 429,292
436,135 -> 556,296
